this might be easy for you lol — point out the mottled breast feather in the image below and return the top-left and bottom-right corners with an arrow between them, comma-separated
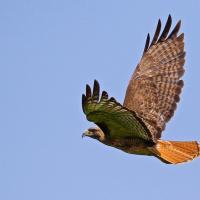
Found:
123,15 -> 185,139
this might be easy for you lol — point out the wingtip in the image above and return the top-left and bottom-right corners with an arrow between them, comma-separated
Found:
143,33 -> 150,55
168,14 -> 172,21
86,84 -> 91,97
158,19 -> 162,28
157,19 -> 162,30
82,94 -> 87,112
167,14 -> 172,25
93,78 -> 100,89
158,15 -> 172,42
93,79 -> 100,90
101,90 -> 108,100
94,79 -> 99,84
150,19 -> 162,47
177,19 -> 181,26
168,19 -> 182,39
143,15 -> 183,55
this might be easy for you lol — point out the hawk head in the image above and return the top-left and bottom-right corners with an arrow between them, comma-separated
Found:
82,127 -> 105,142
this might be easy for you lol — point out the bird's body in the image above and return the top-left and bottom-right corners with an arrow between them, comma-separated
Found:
104,138 -> 154,156
82,15 -> 200,164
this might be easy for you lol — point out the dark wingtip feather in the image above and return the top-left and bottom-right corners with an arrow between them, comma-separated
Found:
86,84 -> 91,98
168,20 -> 181,39
150,19 -> 161,47
82,94 -> 87,112
93,80 -> 100,90
142,15 -> 183,56
93,80 -> 100,101
143,33 -> 150,55
109,97 -> 116,102
158,15 -> 172,42
101,90 -> 108,100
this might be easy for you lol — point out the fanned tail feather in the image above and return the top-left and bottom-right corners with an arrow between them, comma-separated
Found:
151,140 -> 200,164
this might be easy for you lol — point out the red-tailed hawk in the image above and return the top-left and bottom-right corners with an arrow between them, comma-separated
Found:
82,15 -> 200,164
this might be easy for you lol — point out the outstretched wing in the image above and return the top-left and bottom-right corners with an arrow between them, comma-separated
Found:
123,15 -> 185,139
82,80 -> 156,142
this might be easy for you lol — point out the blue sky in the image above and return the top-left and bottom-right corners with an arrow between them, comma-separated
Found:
1,0 -> 200,199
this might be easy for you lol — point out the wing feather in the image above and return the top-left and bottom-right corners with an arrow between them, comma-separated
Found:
124,15 -> 185,139
158,15 -> 172,42
92,80 -> 100,102
82,80 -> 155,142
86,84 -> 91,97
150,19 -> 161,46
143,33 -> 150,56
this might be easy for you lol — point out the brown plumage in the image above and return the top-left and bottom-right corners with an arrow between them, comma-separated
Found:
124,15 -> 184,139
82,15 -> 200,164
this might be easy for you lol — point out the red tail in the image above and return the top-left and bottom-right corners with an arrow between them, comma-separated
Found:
151,140 -> 200,164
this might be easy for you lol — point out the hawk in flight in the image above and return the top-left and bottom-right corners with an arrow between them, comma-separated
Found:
82,15 -> 200,164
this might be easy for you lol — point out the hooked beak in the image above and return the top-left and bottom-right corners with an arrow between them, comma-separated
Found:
82,130 -> 89,138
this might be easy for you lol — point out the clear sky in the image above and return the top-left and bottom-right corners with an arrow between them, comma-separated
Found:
1,0 -> 200,199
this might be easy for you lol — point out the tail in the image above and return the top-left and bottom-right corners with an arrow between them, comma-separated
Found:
150,140 -> 200,164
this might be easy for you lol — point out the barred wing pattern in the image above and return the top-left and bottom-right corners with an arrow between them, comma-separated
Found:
124,15 -> 185,139
82,80 -> 155,142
